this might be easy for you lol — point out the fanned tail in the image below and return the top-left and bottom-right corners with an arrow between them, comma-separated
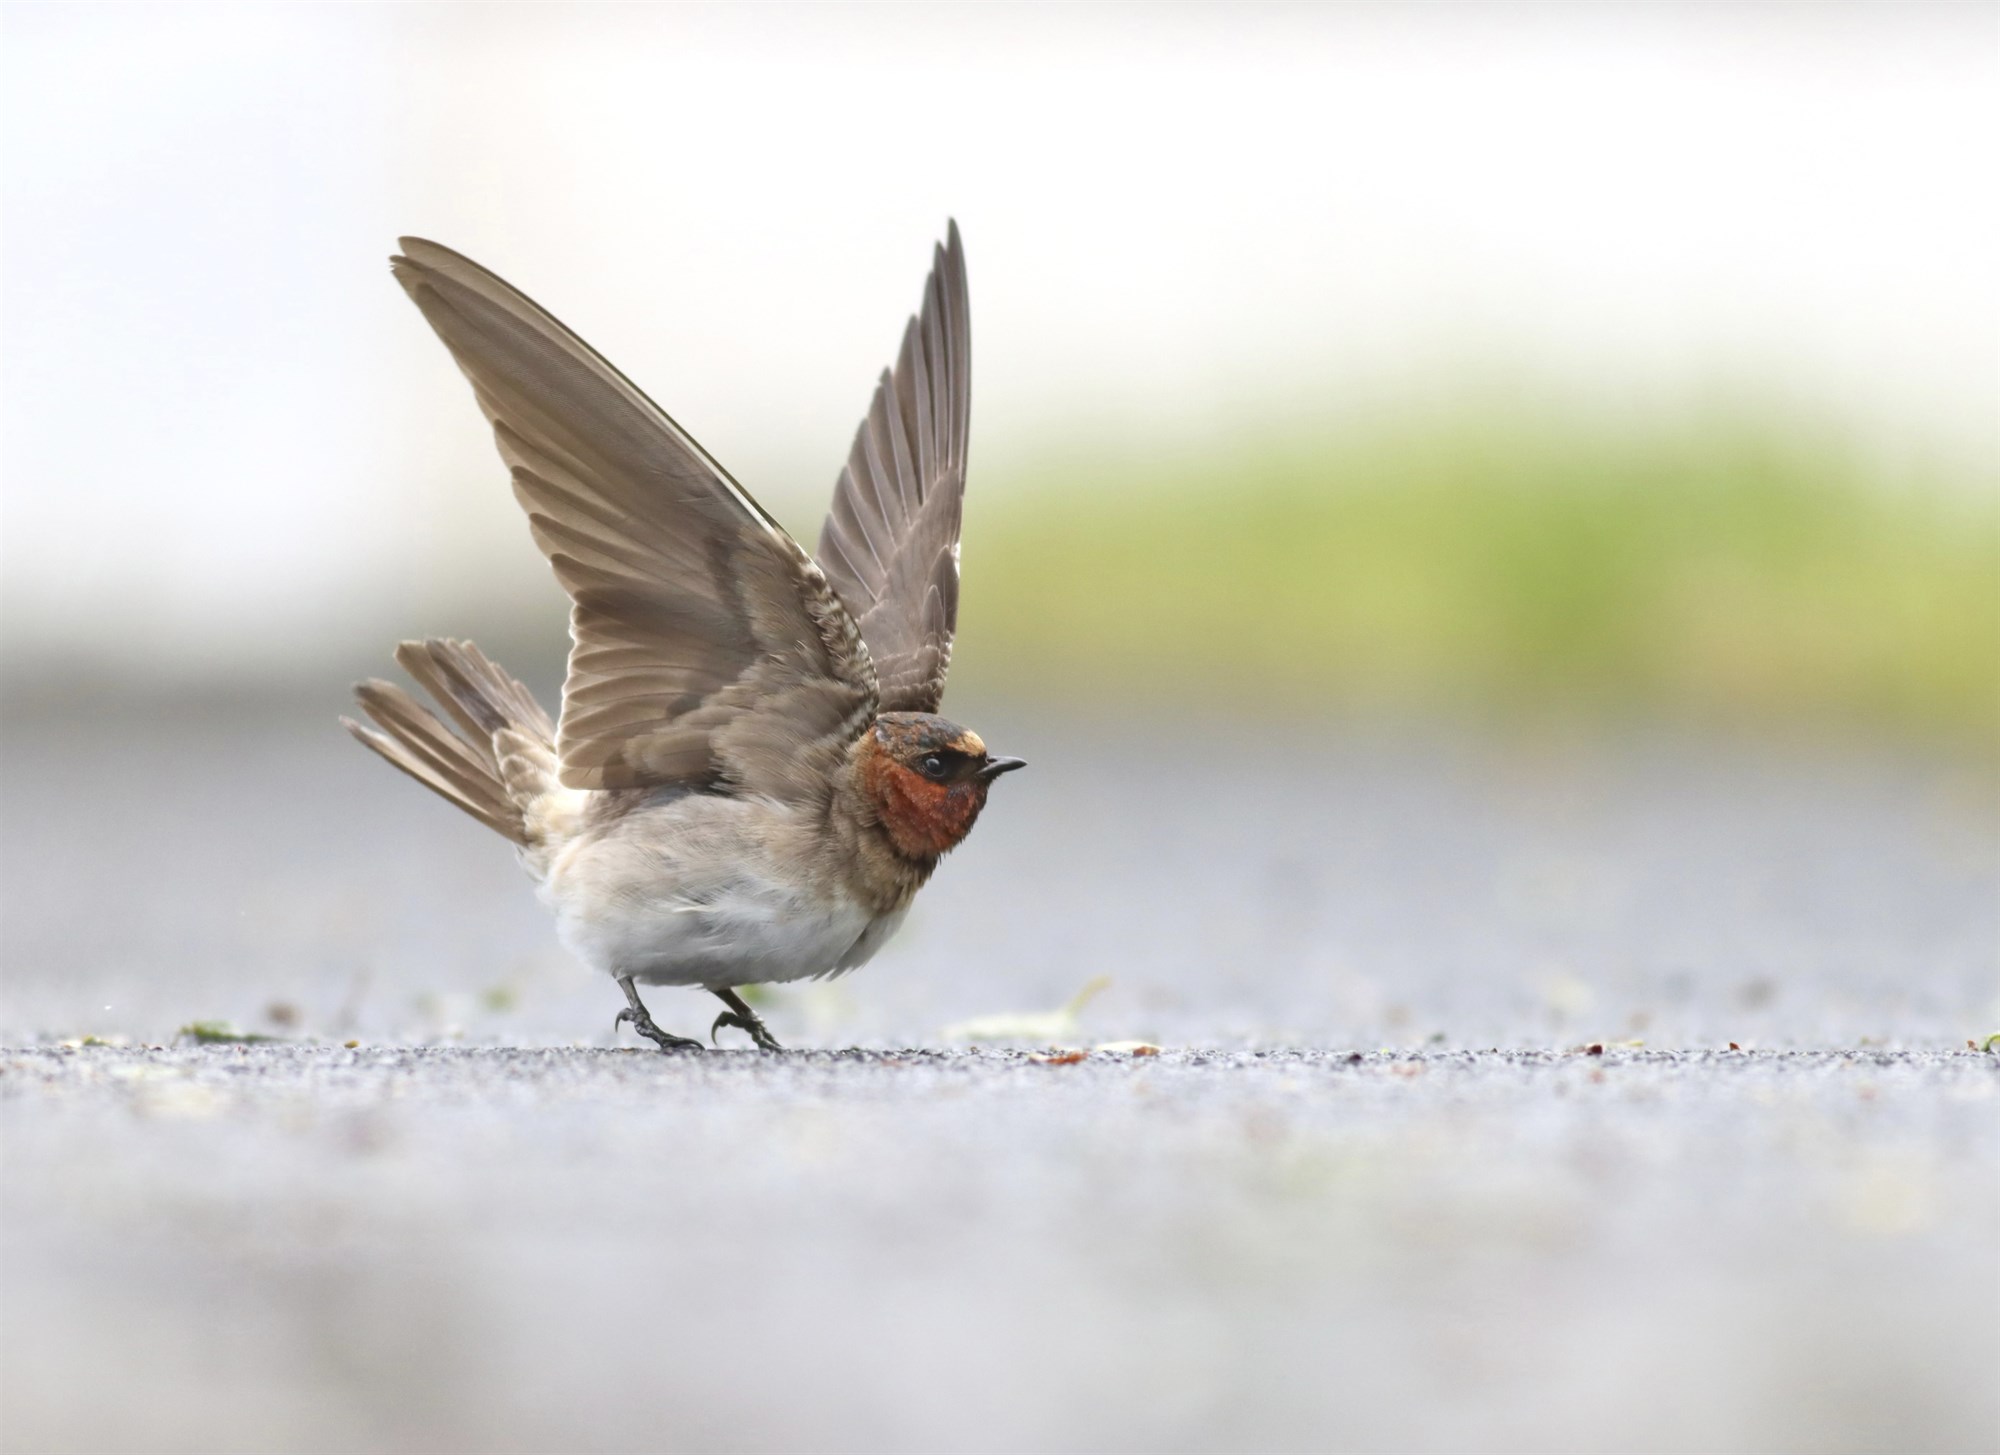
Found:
342,639 -> 559,846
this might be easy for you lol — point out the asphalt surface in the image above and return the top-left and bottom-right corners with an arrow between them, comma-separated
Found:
2,703 -> 1996,1452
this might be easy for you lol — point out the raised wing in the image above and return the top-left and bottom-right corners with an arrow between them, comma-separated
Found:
391,238 -> 878,798
815,222 -> 970,713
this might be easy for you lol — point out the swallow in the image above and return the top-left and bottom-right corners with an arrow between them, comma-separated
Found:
342,223 -> 1023,1052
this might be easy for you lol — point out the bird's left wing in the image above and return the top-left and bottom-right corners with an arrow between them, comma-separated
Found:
391,238 -> 879,800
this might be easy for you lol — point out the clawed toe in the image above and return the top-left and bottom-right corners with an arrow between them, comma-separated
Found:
613,1003 -> 702,1053
710,1010 -> 785,1053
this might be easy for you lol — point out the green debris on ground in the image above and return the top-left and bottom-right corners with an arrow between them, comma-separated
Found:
176,1020 -> 282,1044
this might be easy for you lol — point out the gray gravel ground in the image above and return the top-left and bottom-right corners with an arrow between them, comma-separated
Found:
4,1045 -> 1995,1454
2,703 -> 1996,1452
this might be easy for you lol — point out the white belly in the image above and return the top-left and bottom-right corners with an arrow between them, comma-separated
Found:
544,843 -> 906,989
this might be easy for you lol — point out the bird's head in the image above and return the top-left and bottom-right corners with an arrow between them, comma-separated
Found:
856,712 -> 1025,861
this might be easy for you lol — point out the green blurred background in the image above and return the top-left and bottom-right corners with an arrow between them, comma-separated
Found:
958,403 -> 1996,750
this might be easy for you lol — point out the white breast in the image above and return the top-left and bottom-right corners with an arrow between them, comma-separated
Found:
543,836 -> 906,990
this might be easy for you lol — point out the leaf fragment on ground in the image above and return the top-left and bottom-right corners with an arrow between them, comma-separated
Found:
1029,1049 -> 1090,1066
176,1020 -> 281,1044
940,976 -> 1111,1044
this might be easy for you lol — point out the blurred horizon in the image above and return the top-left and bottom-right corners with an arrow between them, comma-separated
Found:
2,2 -> 1995,749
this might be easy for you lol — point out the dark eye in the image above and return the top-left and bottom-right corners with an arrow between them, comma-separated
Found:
918,754 -> 947,779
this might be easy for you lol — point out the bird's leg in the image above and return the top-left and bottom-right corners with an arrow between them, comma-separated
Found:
709,987 -> 786,1052
614,976 -> 703,1052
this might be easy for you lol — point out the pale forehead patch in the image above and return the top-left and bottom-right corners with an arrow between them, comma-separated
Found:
956,729 -> 986,756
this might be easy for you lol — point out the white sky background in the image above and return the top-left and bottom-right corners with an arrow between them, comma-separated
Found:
2,2 -> 1995,682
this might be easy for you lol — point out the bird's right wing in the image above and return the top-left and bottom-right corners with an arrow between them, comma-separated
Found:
814,222 -> 970,714
392,238 -> 879,800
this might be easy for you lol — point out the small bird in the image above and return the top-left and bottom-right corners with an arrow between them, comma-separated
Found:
343,223 -> 1022,1052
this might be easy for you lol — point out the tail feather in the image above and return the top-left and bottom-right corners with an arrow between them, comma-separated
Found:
395,638 -> 556,743
348,679 -> 517,832
343,639 -> 556,846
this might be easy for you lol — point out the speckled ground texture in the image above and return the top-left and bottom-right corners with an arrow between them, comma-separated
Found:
2,704 -> 1996,1453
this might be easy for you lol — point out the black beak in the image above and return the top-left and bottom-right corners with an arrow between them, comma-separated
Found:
977,755 -> 1027,782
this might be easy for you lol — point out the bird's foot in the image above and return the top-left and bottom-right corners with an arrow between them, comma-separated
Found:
710,1008 -> 785,1052
613,1006 -> 703,1053
708,988 -> 786,1052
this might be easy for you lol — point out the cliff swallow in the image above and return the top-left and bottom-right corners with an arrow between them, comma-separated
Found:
342,223 -> 1022,1051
